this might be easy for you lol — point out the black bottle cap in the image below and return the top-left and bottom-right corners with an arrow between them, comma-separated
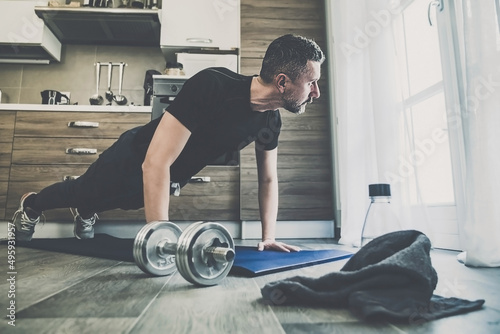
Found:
369,184 -> 391,197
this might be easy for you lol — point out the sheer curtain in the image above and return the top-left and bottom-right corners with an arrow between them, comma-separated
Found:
455,0 -> 500,267
328,0 -> 432,246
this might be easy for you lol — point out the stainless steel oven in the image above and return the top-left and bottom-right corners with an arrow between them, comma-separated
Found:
151,75 -> 186,120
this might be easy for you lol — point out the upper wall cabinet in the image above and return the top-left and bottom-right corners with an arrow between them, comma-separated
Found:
34,7 -> 161,46
160,0 -> 240,53
0,1 -> 61,64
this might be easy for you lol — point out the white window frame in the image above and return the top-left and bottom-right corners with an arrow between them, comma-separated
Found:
394,0 -> 465,249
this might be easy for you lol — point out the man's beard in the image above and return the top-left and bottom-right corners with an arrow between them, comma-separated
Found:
282,96 -> 313,115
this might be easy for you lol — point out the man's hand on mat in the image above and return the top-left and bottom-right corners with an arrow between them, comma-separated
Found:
257,239 -> 301,252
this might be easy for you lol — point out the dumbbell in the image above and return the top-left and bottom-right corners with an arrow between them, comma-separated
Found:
133,221 -> 235,286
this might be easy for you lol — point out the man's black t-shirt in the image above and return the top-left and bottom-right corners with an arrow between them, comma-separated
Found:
132,67 -> 282,182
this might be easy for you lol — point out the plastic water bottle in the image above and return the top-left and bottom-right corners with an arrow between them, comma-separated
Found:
360,184 -> 401,247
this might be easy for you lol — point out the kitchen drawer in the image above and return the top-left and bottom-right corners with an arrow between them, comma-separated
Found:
169,166 -> 240,221
15,111 -> 150,138
12,137 -> 117,165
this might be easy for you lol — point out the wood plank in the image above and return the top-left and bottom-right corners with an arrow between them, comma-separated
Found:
5,318 -> 137,334
241,168 -> 332,183
14,261 -> 171,318
0,142 -> 13,167
241,153 -> 333,170
0,246 -> 121,311
0,111 -> 15,142
241,0 -> 323,10
241,203 -> 333,221
130,273 -> 285,333
241,3 -> 323,20
0,181 -> 7,219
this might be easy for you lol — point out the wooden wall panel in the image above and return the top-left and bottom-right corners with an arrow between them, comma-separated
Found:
240,0 -> 333,220
0,112 -> 15,219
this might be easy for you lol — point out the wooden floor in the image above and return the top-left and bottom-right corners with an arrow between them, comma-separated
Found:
0,238 -> 499,334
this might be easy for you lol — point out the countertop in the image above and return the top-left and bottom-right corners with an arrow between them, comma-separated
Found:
0,104 -> 152,113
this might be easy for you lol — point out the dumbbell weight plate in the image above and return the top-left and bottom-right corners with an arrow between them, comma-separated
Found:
133,221 -> 182,276
176,221 -> 235,286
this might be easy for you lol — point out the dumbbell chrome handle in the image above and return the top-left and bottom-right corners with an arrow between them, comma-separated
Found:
204,246 -> 235,263
157,239 -> 234,263
156,239 -> 177,257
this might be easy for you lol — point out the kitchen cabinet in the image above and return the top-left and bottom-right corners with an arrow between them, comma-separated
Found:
34,7 -> 161,46
3,108 -> 239,223
160,0 -> 240,51
0,1 -> 61,64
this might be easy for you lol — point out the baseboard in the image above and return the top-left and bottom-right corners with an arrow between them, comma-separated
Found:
241,220 -> 335,240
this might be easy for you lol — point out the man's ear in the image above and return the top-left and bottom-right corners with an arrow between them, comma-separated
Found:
275,73 -> 287,93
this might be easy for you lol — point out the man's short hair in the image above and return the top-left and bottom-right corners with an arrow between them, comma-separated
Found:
260,34 -> 325,84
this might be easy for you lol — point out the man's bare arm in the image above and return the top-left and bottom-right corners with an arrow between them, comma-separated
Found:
142,112 -> 191,223
255,147 -> 300,252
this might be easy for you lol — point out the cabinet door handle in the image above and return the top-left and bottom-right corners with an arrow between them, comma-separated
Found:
66,148 -> 97,155
68,121 -> 100,128
190,176 -> 211,183
62,175 -> 80,181
186,38 -> 213,44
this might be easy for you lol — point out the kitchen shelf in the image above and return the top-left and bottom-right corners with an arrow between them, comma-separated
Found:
34,7 -> 160,46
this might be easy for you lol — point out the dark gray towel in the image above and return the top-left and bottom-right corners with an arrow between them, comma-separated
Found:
261,230 -> 485,323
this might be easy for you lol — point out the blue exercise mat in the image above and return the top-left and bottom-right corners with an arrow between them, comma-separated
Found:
8,235 -> 353,277
232,246 -> 353,277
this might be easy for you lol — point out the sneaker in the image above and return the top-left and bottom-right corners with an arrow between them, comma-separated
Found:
72,209 -> 98,240
12,192 -> 40,242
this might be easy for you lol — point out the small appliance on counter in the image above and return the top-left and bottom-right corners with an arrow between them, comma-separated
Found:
41,90 -> 70,105
143,69 -> 161,107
